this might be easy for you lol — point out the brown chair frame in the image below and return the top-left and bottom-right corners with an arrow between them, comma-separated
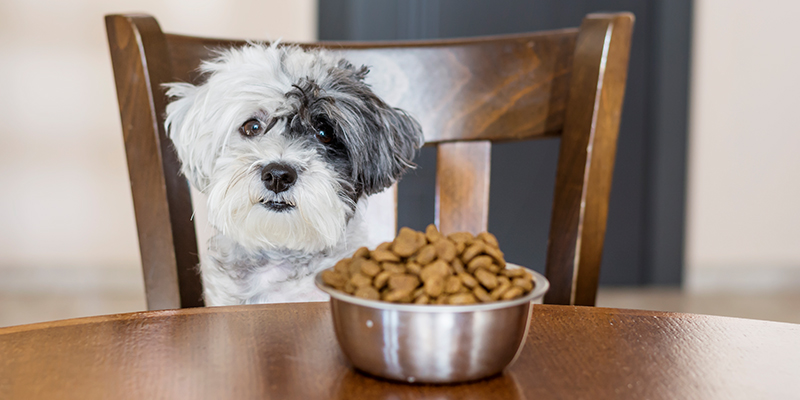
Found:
106,12 -> 633,310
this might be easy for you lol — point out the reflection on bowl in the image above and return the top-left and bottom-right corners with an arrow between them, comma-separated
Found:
315,264 -> 549,384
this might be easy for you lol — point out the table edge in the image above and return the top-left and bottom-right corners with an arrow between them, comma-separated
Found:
1,303 -> 797,335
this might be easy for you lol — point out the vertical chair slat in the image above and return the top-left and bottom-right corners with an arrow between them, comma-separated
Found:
544,13 -> 634,306
106,15 -> 203,310
435,141 -> 492,235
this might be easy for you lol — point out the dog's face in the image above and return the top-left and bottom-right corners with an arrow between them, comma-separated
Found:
164,44 -> 423,253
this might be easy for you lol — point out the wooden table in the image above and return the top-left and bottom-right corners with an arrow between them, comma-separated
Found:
1,303 -> 798,399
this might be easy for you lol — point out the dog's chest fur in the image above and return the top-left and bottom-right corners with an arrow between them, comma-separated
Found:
199,206 -> 369,305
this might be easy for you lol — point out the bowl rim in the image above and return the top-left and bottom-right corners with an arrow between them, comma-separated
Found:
314,263 -> 549,313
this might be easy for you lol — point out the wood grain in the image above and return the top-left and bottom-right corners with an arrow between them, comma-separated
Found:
105,12 -> 633,309
1,303 -> 798,399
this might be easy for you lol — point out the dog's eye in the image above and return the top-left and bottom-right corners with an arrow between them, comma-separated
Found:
314,119 -> 334,144
240,119 -> 266,137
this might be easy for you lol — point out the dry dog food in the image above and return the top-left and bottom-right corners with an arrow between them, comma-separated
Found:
321,225 -> 535,304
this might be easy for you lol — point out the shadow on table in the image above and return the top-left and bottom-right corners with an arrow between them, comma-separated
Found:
333,368 -> 526,399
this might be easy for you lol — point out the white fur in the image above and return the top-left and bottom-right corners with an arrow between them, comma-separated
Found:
200,202 -> 369,305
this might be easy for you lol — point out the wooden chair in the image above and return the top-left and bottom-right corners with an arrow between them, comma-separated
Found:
106,13 -> 634,311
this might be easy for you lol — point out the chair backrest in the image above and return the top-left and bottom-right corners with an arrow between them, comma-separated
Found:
106,12 -> 633,310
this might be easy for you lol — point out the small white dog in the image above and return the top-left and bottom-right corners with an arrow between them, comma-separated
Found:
164,43 -> 423,306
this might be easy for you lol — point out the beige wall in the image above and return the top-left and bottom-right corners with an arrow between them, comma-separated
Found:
0,0 -> 316,270
687,0 -> 800,289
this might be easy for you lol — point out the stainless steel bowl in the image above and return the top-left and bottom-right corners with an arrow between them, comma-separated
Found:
315,264 -> 549,384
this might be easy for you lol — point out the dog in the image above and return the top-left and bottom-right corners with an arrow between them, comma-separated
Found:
164,43 -> 423,306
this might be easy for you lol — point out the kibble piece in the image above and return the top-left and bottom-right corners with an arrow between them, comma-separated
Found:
416,244 -> 437,264
359,260 -> 382,277
383,289 -> 413,303
414,294 -> 430,304
490,281 -> 512,300
425,224 -> 444,243
416,231 -> 429,248
521,269 -> 533,281
354,286 -> 380,300
382,262 -> 406,275
488,263 -> 502,274
376,242 -> 392,251
321,270 -> 347,289
413,287 -> 426,299
473,286 -> 492,302
392,227 -> 423,257
434,295 -> 450,305
350,273 -> 373,288
344,281 -> 357,294
353,247 -> 370,259
451,258 -> 465,274
477,231 -> 499,248
448,293 -> 478,305
373,271 -> 392,289
458,272 -> 479,289
406,261 -> 422,275
372,249 -> 401,263
512,277 -> 534,292
434,239 -> 457,262
484,246 -> 506,267
467,255 -> 493,273
333,258 -> 351,275
424,276 -> 445,297
501,286 -> 524,300
474,268 -> 499,290
461,242 -> 486,263
445,275 -> 463,294
456,286 -> 472,294
388,274 -> 420,292
497,275 -> 510,286
348,258 -> 365,276
448,231 -> 473,244
420,260 -> 451,282
501,268 -> 526,278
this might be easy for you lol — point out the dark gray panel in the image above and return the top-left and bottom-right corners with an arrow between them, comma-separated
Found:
643,0 -> 692,285
317,0 -> 350,40
487,140 -> 560,276
396,146 -> 436,234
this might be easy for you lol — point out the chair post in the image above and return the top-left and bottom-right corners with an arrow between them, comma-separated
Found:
544,13 -> 634,306
435,141 -> 492,235
106,15 -> 204,309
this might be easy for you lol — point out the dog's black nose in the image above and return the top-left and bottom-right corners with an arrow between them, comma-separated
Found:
261,163 -> 297,193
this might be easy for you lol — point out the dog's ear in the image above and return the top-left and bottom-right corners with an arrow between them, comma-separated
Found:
164,82 -> 215,191
323,62 -> 424,196
358,105 -> 424,195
